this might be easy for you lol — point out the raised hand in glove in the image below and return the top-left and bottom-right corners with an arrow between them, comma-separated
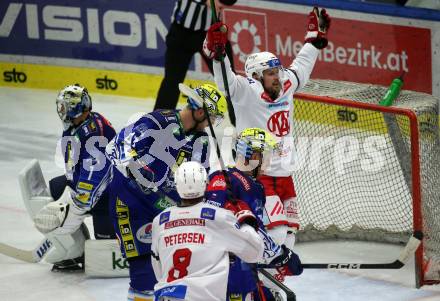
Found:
224,199 -> 259,230
203,22 -> 228,60
304,7 -> 331,49
269,245 -> 303,276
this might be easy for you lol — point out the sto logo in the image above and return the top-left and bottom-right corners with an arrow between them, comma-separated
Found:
267,110 -> 290,137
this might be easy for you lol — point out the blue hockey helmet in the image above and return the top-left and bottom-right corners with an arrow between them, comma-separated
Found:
56,84 -> 92,129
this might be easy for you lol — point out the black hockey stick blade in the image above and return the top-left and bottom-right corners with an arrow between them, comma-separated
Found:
259,269 -> 296,301
260,231 -> 423,270
304,231 -> 423,269
302,260 -> 404,270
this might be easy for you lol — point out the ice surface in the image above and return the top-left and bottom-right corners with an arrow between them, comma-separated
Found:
0,87 -> 439,300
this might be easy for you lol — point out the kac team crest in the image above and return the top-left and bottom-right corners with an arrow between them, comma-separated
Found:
267,110 -> 290,137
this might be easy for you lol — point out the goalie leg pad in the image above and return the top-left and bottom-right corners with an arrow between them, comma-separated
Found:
85,239 -> 129,277
44,223 -> 90,264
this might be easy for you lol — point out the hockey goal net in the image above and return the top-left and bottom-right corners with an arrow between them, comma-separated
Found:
292,79 -> 440,288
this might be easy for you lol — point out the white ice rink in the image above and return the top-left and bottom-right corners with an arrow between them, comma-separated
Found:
1,87 -> 439,301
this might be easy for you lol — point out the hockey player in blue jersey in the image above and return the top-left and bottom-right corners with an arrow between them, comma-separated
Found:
31,84 -> 116,270
105,83 -> 227,301
205,128 -> 303,301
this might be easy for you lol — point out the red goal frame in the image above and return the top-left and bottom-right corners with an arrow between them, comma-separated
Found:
295,92 -> 428,287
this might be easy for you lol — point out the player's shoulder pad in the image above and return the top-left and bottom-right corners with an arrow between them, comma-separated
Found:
77,117 -> 99,138
126,113 -> 163,142
93,112 -> 115,131
150,109 -> 179,127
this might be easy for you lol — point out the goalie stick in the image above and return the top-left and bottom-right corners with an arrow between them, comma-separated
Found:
0,238 -> 53,263
258,231 -> 423,270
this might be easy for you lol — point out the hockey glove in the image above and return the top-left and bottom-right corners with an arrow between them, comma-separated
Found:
203,22 -> 228,60
34,193 -> 89,235
269,244 -> 303,276
304,7 -> 331,49
224,200 -> 259,230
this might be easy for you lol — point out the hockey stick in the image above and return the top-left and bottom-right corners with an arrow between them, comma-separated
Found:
258,231 -> 423,270
0,238 -> 53,263
259,269 -> 296,301
206,2 -> 295,301
208,0 -> 234,123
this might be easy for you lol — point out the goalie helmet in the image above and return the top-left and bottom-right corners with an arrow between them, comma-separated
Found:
236,127 -> 277,160
245,51 -> 282,79
179,83 -> 227,126
56,84 -> 92,130
174,161 -> 208,199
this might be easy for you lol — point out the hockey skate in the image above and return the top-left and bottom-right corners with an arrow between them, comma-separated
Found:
51,254 -> 84,272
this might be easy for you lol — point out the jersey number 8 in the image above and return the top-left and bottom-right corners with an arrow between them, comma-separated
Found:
167,248 -> 192,282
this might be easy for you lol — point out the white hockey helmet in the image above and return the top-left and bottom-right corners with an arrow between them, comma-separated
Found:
245,51 -> 282,79
56,84 -> 92,130
174,161 -> 208,199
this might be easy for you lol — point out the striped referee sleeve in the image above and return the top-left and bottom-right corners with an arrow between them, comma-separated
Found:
172,0 -> 212,31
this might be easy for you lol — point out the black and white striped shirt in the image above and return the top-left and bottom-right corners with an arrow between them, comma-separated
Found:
172,0 -> 212,31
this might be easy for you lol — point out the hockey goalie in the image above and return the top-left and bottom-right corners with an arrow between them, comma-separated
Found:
17,84 -> 116,271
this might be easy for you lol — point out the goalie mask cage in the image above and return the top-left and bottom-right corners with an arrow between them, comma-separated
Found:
292,79 -> 440,288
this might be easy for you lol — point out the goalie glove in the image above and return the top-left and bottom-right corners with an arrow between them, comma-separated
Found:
304,7 -> 331,49
203,22 -> 228,60
224,200 -> 259,230
34,193 -> 89,235
269,245 -> 303,276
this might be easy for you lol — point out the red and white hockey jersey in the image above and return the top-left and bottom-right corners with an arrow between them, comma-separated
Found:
213,43 -> 319,177
151,202 -> 264,301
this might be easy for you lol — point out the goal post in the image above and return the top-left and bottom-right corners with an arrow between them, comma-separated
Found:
291,79 -> 440,288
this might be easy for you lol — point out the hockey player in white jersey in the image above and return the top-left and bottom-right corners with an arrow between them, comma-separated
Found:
203,7 -> 331,251
151,161 -> 264,301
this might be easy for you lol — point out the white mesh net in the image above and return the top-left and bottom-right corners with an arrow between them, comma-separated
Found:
292,79 -> 440,285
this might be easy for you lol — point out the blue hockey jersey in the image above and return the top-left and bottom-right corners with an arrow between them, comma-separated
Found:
206,167 -> 283,297
107,109 -> 210,203
61,112 -> 116,210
